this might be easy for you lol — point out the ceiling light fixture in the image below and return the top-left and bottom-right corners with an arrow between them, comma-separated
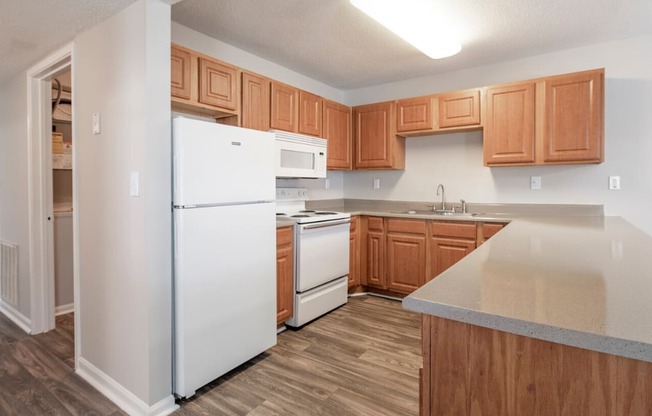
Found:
350,0 -> 462,59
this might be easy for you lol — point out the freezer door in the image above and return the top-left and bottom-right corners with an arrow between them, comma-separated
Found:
173,202 -> 276,398
173,117 -> 275,206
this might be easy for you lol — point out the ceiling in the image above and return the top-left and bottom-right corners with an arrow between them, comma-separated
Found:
2,0 -> 651,89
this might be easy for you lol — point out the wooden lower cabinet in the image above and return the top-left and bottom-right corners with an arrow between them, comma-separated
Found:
348,216 -> 361,287
420,315 -> 652,416
429,237 -> 475,280
360,217 -> 484,293
362,217 -> 385,288
276,227 -> 294,326
386,219 -> 426,294
428,221 -> 476,281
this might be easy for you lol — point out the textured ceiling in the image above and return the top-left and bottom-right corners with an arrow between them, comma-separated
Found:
172,0 -> 652,89
2,0 -> 651,89
0,0 -> 140,84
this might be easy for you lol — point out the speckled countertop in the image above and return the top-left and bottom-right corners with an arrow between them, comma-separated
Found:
403,215 -> 652,363
305,199 -> 652,362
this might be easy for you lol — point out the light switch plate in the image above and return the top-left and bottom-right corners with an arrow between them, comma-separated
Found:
130,171 -> 140,197
92,113 -> 101,135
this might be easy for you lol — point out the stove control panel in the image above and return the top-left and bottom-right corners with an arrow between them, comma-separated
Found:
276,188 -> 308,201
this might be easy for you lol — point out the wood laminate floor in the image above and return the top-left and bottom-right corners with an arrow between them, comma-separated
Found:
0,312 -> 126,415
0,295 -> 420,415
176,295 -> 422,416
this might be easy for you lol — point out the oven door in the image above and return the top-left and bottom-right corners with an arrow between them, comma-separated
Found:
295,219 -> 350,293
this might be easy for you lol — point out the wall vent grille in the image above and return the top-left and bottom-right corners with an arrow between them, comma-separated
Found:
0,241 -> 19,306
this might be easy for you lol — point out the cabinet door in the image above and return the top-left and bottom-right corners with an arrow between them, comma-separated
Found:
198,57 -> 238,111
438,89 -> 481,128
429,237 -> 475,280
270,81 -> 298,132
354,101 -> 403,169
323,99 -> 353,170
366,230 -> 385,288
396,96 -> 433,132
543,70 -> 603,163
298,90 -> 322,137
349,216 -> 361,287
276,227 -> 294,326
241,71 -> 270,131
386,233 -> 426,294
484,82 -> 536,165
171,45 -> 192,100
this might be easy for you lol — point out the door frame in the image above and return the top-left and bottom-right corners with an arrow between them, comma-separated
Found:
26,43 -> 73,337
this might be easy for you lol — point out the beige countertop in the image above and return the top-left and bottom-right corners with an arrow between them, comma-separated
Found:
403,215 -> 652,363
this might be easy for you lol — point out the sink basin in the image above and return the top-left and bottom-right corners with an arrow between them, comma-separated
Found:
393,210 -> 476,217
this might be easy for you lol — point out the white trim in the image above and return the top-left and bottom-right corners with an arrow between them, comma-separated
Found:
55,303 -> 74,316
0,299 -> 32,334
77,358 -> 179,416
26,42 -> 73,335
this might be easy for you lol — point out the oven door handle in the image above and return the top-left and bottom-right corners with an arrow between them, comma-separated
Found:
300,219 -> 351,230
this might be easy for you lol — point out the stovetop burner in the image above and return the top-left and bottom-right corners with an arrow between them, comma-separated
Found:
276,187 -> 350,224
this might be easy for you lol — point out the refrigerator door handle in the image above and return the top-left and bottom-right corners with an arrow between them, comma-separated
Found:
174,200 -> 273,209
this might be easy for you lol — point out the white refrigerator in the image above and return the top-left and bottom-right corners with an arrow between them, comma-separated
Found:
172,117 -> 277,399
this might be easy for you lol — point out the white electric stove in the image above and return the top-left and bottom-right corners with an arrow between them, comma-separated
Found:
276,188 -> 350,327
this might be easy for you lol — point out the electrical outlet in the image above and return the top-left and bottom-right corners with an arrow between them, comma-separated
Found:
324,179 -> 330,190
530,176 -> 542,190
92,113 -> 101,135
373,179 -> 380,189
609,176 -> 621,190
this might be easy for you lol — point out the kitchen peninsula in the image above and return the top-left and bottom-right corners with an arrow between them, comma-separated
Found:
403,215 -> 652,415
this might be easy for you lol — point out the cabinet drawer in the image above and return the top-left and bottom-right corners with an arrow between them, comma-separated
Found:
367,217 -> 384,232
276,226 -> 293,246
430,221 -> 476,239
387,218 -> 426,234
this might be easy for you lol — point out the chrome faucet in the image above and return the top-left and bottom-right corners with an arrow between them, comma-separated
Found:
436,184 -> 445,211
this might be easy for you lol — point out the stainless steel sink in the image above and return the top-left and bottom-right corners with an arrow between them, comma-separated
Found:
392,210 -> 476,217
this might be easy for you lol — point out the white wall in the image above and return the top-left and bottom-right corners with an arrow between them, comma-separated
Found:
343,35 -> 652,236
0,70 -> 32,318
74,0 -> 173,409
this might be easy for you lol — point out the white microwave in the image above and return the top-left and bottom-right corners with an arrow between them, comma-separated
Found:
273,130 -> 327,179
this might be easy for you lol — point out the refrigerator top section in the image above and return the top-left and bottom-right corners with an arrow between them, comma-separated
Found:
173,117 -> 275,206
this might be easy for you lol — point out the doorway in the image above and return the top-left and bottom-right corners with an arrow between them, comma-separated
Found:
26,43 -> 79,364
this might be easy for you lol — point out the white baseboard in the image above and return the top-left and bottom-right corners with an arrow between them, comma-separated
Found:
55,303 -> 74,316
0,299 -> 32,334
77,357 -> 178,416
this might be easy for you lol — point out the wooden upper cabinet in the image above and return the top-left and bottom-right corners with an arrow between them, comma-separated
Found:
396,96 -> 434,132
438,89 -> 481,129
241,71 -> 270,131
323,99 -> 353,170
198,57 -> 238,111
354,101 -> 405,169
270,81 -> 299,132
542,69 -> 604,163
298,90 -> 322,137
171,45 -> 192,100
484,82 -> 536,166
